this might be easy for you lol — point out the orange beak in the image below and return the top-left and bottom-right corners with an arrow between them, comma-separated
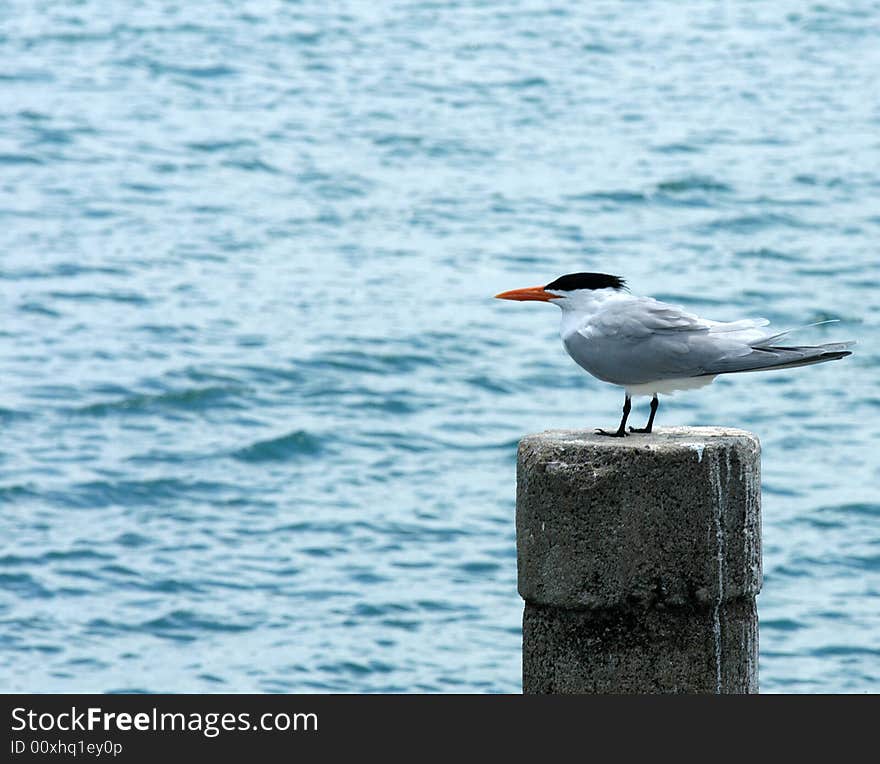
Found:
494,285 -> 557,302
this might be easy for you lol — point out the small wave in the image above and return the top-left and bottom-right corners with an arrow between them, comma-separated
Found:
458,561 -> 501,575
134,323 -> 196,338
697,213 -> 812,233
0,71 -> 54,83
372,134 -> 423,149
651,142 -> 703,154
763,483 -> 805,497
416,600 -> 467,613
25,30 -> 117,45
221,158 -> 281,174
656,176 -> 732,194
47,549 -> 115,563
100,564 -> 139,577
29,127 -> 76,146
114,532 -> 152,548
351,396 -> 420,415
380,619 -> 421,632
818,502 -> 880,518
74,385 -> 244,416
54,262 -> 130,277
376,521 -> 467,543
142,610 -> 256,641
842,553 -> 880,572
165,64 -> 238,78
18,302 -> 61,317
65,657 -> 110,670
303,350 -> 439,375
105,688 -> 153,694
0,573 -> 53,598
265,30 -> 324,45
49,290 -> 148,304
0,483 -> 39,500
0,407 -> 32,423
737,248 -> 802,263
120,57 -> 238,79
3,262 -> 126,280
760,618 -> 804,632
793,173 -> 847,188
348,570 -> 390,584
313,181 -> 370,200
232,430 -> 324,462
185,139 -> 255,153
85,617 -> 128,632
502,76 -> 548,89
197,673 -> 226,685
0,153 -> 44,165
56,478 -> 234,509
566,190 -> 648,204
465,375 -> 518,394
120,182 -> 164,194
811,645 -> 880,658
354,430 -> 442,454
130,578 -> 205,594
351,603 -> 413,618
317,660 -> 395,676
187,205 -> 232,216
431,432 -> 520,452
233,364 -> 306,385
370,134 -> 493,160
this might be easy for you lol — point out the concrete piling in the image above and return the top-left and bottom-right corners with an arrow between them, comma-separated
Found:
517,427 -> 762,694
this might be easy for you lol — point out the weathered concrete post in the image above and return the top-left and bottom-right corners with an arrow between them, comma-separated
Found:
518,427 -> 762,694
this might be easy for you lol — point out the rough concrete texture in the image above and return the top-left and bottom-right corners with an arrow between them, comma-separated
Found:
523,598 -> 759,694
517,427 -> 762,609
517,427 -> 762,694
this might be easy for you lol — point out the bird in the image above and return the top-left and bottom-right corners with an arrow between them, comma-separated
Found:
495,272 -> 853,437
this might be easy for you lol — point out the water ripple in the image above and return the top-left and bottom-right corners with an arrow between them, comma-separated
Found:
232,431 -> 324,462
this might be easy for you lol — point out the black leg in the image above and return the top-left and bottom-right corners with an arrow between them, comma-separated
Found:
629,395 -> 659,434
597,394 -> 631,437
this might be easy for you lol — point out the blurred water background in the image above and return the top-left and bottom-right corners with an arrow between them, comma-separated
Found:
1,0 -> 878,693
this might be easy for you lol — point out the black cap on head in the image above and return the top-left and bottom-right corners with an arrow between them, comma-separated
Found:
544,272 -> 626,292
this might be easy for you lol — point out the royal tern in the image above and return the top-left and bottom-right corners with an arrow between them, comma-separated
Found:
495,272 -> 853,436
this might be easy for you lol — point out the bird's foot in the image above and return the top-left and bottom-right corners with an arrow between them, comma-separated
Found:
595,428 -> 628,438
628,426 -> 653,434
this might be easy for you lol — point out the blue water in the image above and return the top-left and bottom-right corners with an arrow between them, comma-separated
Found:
1,0 -> 878,693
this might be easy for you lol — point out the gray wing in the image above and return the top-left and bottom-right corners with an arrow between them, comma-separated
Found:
571,296 -> 837,385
